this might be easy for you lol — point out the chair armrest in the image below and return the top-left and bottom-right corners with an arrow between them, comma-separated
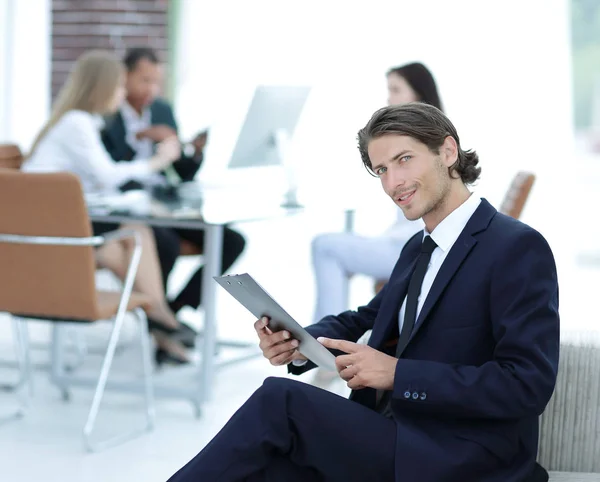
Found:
0,229 -> 141,249
0,233 -> 105,247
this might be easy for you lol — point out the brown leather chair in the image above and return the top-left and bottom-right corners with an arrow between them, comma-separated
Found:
0,169 -> 155,451
498,171 -> 535,219
373,171 -> 536,294
0,144 -> 24,169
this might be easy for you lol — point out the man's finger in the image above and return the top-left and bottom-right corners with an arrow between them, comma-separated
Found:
339,365 -> 358,382
317,337 -> 360,354
270,348 -> 297,366
264,339 -> 299,360
335,354 -> 354,372
259,330 -> 291,352
253,317 -> 271,337
346,375 -> 365,390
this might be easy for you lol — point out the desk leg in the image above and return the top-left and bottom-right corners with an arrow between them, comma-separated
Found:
197,223 -> 223,408
342,209 -> 355,310
344,209 -> 355,233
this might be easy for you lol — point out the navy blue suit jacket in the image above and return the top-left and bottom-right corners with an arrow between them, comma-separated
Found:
292,199 -> 559,481
101,98 -> 202,183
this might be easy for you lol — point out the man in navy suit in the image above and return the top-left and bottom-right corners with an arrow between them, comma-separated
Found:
168,103 -> 559,481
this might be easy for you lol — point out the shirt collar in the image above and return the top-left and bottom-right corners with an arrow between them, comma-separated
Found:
424,193 -> 482,252
91,113 -> 105,130
120,100 -> 151,123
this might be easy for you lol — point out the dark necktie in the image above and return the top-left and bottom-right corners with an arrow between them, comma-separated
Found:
377,235 -> 438,417
395,235 -> 438,357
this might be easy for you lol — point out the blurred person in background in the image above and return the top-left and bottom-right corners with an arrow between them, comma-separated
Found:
310,63 -> 443,386
102,47 -> 246,321
22,50 -> 191,365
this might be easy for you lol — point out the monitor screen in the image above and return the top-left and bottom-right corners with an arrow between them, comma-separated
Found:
227,85 -> 311,169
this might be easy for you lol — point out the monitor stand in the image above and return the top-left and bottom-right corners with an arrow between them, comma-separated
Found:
274,128 -> 303,208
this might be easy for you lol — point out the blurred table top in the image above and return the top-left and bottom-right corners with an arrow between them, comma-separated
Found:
86,182 -> 358,228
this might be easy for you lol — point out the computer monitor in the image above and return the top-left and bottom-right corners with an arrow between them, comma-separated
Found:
227,85 -> 311,170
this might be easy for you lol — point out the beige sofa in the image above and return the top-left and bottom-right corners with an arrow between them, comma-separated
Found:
540,331 -> 600,481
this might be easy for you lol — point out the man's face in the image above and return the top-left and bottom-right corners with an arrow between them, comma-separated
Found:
368,135 -> 454,222
125,58 -> 163,108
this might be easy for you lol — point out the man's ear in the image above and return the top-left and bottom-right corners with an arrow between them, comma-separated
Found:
440,136 -> 458,167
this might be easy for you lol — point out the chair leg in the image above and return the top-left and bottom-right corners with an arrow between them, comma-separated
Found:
63,326 -> 87,373
0,318 -> 30,424
16,319 -> 33,400
82,307 -> 156,452
135,308 -> 156,431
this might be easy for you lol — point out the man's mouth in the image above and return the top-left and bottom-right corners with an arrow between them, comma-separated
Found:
397,190 -> 416,205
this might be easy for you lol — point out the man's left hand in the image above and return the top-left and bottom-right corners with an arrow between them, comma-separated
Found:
318,337 -> 397,391
136,124 -> 177,142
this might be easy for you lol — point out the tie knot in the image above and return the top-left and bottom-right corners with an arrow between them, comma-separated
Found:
421,235 -> 437,254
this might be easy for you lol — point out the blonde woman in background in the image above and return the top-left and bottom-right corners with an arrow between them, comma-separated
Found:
23,50 -> 190,365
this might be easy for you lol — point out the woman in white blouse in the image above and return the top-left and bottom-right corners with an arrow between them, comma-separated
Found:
23,50 -> 189,364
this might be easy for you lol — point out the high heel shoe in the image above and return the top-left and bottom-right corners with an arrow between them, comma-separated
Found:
147,317 -> 179,335
173,322 -> 197,349
155,348 -> 190,366
147,318 -> 197,349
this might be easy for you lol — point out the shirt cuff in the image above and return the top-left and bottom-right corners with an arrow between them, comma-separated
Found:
291,359 -> 308,367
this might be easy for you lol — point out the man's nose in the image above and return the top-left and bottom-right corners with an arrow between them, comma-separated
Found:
385,166 -> 406,192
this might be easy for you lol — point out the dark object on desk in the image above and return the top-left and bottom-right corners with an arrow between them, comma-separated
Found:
119,181 -> 181,204
119,180 -> 144,192
152,184 -> 181,203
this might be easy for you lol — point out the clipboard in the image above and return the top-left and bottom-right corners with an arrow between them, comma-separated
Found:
213,273 -> 337,371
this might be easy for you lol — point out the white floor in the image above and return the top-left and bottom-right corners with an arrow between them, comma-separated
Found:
1,169 -> 599,482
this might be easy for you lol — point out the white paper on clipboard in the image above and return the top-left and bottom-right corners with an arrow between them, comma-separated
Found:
213,273 -> 336,371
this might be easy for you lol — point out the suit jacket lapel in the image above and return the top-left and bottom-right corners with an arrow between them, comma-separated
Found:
150,103 -> 158,124
407,237 -> 477,344
407,199 -> 496,345
105,111 -> 126,144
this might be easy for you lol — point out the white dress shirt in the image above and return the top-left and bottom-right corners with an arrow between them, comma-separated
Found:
22,110 -> 153,194
120,101 -> 154,160
397,193 -> 482,332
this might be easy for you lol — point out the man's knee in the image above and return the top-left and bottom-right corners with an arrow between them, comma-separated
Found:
311,233 -> 343,259
259,377 -> 303,397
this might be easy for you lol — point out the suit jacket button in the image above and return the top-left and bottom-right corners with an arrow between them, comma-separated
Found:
404,391 -> 411,399
412,391 -> 419,400
420,392 -> 427,401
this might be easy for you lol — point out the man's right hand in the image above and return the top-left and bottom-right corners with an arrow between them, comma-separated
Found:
149,136 -> 181,171
254,317 -> 307,366
136,124 -> 177,142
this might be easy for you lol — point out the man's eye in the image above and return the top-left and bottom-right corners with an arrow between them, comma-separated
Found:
375,166 -> 387,176
400,155 -> 412,163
